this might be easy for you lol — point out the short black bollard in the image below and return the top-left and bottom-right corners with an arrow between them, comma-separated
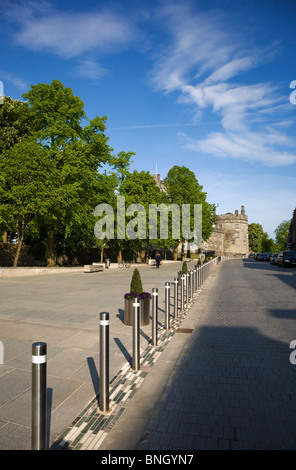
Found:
32,342 -> 47,450
165,282 -> 170,330
99,312 -> 109,412
152,288 -> 158,346
174,277 -> 178,318
132,297 -> 140,370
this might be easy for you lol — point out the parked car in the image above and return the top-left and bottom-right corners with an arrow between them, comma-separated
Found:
248,253 -> 255,258
278,251 -> 296,267
255,253 -> 261,260
258,252 -> 271,261
270,253 -> 279,265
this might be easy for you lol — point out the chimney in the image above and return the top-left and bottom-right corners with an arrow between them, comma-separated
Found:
235,210 -> 238,216
241,205 -> 245,215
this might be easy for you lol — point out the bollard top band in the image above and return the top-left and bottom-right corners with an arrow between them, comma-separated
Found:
32,354 -> 47,364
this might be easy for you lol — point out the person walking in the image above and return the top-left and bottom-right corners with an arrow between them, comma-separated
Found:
155,253 -> 162,269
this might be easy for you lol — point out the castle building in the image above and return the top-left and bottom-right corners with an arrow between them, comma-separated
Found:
153,174 -> 167,193
201,205 -> 249,258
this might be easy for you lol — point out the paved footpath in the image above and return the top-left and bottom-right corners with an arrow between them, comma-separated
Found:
0,261 -> 186,450
99,258 -> 296,451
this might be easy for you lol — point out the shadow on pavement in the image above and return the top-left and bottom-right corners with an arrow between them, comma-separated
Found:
137,324 -> 296,450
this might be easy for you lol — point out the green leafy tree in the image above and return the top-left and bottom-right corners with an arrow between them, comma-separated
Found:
164,166 -> 215,258
262,233 -> 276,252
0,138 -> 49,266
0,97 -> 33,242
119,170 -> 168,262
248,223 -> 264,252
22,80 -> 113,266
274,220 -> 290,251
110,151 -> 135,183
0,96 -> 32,153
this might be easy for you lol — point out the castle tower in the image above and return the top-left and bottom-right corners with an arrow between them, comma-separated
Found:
201,205 -> 249,258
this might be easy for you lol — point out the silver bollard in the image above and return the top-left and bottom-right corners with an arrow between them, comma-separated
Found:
181,275 -> 184,312
152,288 -> 158,346
132,297 -> 140,370
194,266 -> 197,292
186,272 -> 190,303
165,282 -> 170,330
32,342 -> 47,450
99,312 -> 109,412
190,270 -> 193,299
174,277 -> 178,318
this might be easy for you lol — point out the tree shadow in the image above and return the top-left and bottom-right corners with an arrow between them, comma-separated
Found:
137,325 -> 296,450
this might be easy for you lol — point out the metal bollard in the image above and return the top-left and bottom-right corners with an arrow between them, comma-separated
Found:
99,312 -> 109,412
173,277 -> 178,318
194,266 -> 197,292
32,342 -> 47,450
181,275 -> 184,312
190,270 -> 193,299
165,282 -> 170,330
132,297 -> 140,370
152,288 -> 158,346
186,272 -> 190,303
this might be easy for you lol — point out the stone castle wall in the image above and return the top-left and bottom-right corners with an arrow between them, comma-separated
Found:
202,205 -> 249,258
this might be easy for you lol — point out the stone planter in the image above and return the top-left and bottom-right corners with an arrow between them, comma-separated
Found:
124,297 -> 150,326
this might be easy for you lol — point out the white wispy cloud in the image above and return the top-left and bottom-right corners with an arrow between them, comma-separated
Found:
0,70 -> 28,92
151,2 -> 296,166
3,0 -> 138,62
15,10 -> 135,58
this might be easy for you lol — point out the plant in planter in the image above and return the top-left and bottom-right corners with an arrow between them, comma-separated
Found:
178,260 -> 188,284
124,268 -> 151,326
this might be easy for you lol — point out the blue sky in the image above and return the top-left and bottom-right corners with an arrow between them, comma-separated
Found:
1,0 -> 296,239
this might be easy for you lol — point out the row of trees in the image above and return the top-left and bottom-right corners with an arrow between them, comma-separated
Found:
0,80 -> 216,267
248,221 -> 291,253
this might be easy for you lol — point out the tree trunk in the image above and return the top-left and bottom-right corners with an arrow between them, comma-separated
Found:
173,245 -> 178,261
46,228 -> 56,267
117,248 -> 122,263
13,236 -> 23,267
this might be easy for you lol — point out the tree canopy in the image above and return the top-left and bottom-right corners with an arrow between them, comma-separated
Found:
0,81 -> 217,267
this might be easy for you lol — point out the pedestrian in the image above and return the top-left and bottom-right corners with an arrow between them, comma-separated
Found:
155,253 -> 162,269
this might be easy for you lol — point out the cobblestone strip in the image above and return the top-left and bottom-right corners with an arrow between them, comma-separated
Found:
51,290 -> 202,450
